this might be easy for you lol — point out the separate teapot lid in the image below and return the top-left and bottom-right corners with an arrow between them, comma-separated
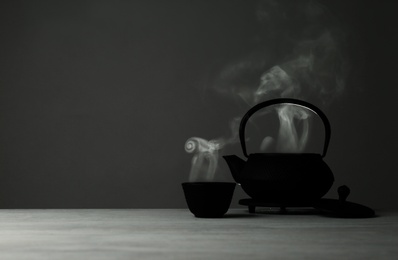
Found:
314,185 -> 375,218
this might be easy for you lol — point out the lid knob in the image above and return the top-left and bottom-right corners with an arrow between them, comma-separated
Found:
338,185 -> 350,203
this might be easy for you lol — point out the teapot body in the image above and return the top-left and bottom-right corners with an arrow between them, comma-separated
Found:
223,98 -> 335,204
239,153 -> 334,203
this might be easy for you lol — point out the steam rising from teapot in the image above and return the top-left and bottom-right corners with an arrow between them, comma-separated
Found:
185,0 -> 348,182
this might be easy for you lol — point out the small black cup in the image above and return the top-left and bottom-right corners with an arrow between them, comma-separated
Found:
182,182 -> 236,218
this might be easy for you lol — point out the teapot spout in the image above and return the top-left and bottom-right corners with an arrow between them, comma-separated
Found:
223,155 -> 246,183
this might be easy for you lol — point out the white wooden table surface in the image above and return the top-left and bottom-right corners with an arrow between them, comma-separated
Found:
0,209 -> 396,259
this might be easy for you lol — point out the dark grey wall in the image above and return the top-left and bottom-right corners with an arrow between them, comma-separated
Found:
0,0 -> 397,209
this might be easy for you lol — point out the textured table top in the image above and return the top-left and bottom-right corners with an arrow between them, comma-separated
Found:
0,209 -> 396,259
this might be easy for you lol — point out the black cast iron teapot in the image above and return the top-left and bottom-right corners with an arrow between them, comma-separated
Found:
223,98 -> 334,204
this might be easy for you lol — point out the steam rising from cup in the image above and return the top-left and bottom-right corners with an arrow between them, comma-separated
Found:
185,118 -> 240,182
185,137 -> 222,182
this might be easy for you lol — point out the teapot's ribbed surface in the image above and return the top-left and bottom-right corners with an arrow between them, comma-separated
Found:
239,153 -> 334,203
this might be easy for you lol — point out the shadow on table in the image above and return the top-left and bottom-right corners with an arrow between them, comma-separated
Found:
238,207 -> 321,216
223,213 -> 261,218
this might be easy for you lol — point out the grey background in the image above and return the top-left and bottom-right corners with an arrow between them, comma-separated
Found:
0,0 -> 397,209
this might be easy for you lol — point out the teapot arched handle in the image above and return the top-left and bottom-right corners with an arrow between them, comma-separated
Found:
240,98 -> 331,158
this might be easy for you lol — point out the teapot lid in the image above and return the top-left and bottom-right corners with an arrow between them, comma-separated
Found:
314,185 -> 375,218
